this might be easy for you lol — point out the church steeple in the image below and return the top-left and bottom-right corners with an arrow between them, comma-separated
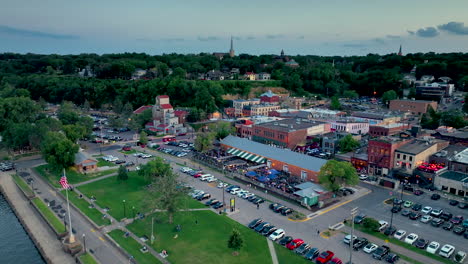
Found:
229,36 -> 235,58
398,44 -> 403,56
280,49 -> 284,57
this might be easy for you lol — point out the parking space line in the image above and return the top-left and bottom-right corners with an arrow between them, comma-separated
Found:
91,228 -> 95,232
99,236 -> 105,241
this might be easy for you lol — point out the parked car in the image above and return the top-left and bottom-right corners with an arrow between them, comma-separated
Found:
286,238 -> 304,250
391,206 -> 402,213
261,226 -> 277,236
412,203 -> 422,211
442,222 -> 454,231
459,203 -> 468,209
439,244 -> 455,258
125,161 -> 135,167
426,241 -> 440,254
315,250 -> 334,263
403,200 -> 413,208
363,243 -> 378,254
431,208 -> 443,217
393,230 -> 406,240
454,251 -> 467,263
420,215 -> 433,224
294,243 -> 310,255
204,199 -> 217,206
421,206 -> 433,214
401,209 -> 411,217
354,214 -> 366,224
385,253 -> 399,263
343,234 -> 357,245
352,237 -> 368,250
415,238 -> 428,249
440,212 -> 453,221
431,194 -> 441,200
328,258 -> 343,264
413,190 -> 424,196
304,247 -> 320,260
281,208 -> 293,216
248,218 -> 263,229
372,245 -> 390,260
254,222 -> 269,232
404,233 -> 418,245
278,236 -> 293,246
212,202 -> 225,209
453,226 -> 466,235
377,220 -> 388,231
431,218 -> 444,227
383,226 -> 397,236
449,200 -> 460,206
409,212 -> 422,220
269,229 -> 285,241
196,193 -> 211,201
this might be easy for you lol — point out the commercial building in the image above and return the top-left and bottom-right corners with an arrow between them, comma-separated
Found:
435,171 -> 468,197
252,118 -> 329,149
369,123 -> 411,137
232,99 -> 260,116
432,127 -> 468,146
389,99 -> 438,115
244,104 -> 281,116
416,82 -> 454,102
301,108 -> 346,120
351,111 -> 404,125
259,90 -> 280,104
329,120 -> 369,135
393,138 -> 449,174
220,135 -> 327,182
429,145 -> 467,171
367,136 -> 411,176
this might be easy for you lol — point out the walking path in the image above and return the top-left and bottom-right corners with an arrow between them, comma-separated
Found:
0,173 -> 74,264
74,172 -> 118,187
266,238 -> 279,264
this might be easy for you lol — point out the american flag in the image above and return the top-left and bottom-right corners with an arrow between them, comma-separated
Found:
59,175 -> 70,189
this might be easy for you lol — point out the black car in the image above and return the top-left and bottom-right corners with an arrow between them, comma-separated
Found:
273,205 -> 286,213
413,190 -> 424,196
205,199 -> 217,206
453,226 -> 466,235
440,212 -> 453,221
281,208 -> 293,216
247,196 -> 258,202
449,200 -> 459,206
385,253 -> 399,263
197,193 -> 211,201
431,218 -> 444,227
248,218 -> 263,229
354,214 -> 366,224
391,206 -> 402,213
412,203 -> 422,211
225,185 -> 240,192
115,160 -> 126,164
212,202 -> 225,209
409,212 -> 421,220
261,226 -> 277,236
393,199 -> 403,205
305,247 -> 319,260
372,245 -> 390,260
383,226 -> 397,236
442,222 -> 454,230
294,243 -> 310,255
431,194 -> 441,200
414,238 -> 428,249
125,161 -> 135,167
278,236 -> 293,246
254,222 -> 270,233
352,237 -> 368,250
269,203 -> 280,210
459,203 -> 468,209
253,198 -> 265,205
401,209 -> 411,217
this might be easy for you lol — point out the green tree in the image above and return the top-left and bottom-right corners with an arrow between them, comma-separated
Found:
318,160 -> 359,192
330,96 -> 341,110
441,110 -> 467,129
194,132 -> 215,153
122,102 -> 134,118
58,101 -> 80,125
41,132 -> 79,170
381,90 -> 398,105
420,106 -> 441,129
129,109 -> 153,132
408,87 -> 416,99
117,165 -> 128,181
138,157 -> 172,182
108,116 -> 125,129
82,99 -> 91,112
342,90 -> 359,99
139,131 -> 148,145
338,134 -> 360,153
227,229 -> 243,251
208,121 -> 235,140
362,217 -> 380,231
113,98 -> 124,114
63,124 -> 86,142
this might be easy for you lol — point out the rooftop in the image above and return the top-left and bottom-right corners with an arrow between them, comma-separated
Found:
254,118 -> 326,132
352,111 -> 401,120
260,90 -> 277,98
432,145 -> 466,159
390,99 -> 436,104
450,148 -> 468,164
75,152 -> 97,165
221,135 -> 327,172
395,138 -> 438,155
439,171 -> 468,183
371,123 -> 408,129
370,136 -> 409,144
133,105 -> 152,114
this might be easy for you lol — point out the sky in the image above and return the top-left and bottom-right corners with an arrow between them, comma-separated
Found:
1,0 -> 468,56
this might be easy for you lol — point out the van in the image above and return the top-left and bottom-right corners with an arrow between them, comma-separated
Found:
200,174 -> 212,181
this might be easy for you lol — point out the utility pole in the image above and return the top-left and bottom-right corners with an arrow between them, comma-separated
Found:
349,207 -> 358,264
151,217 -> 155,244
123,200 -> 126,218
82,233 -> 86,253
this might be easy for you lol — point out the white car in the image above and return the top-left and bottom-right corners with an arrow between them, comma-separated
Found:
426,241 -> 440,254
343,234 -> 357,244
404,233 -> 418,245
180,167 -> 191,173
378,220 -> 388,231
439,244 -> 455,258
217,182 -> 228,188
191,190 -> 204,198
230,188 -> 243,195
237,191 -> 249,198
268,229 -> 285,241
206,177 -> 217,183
421,206 -> 432,214
359,174 -> 368,180
420,215 -> 433,223
363,243 -> 378,253
141,154 -> 152,158
454,251 -> 466,263
393,230 -> 406,240
243,193 -> 254,199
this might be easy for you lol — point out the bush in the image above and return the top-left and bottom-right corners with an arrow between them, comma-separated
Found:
228,229 -> 243,251
362,217 -> 380,231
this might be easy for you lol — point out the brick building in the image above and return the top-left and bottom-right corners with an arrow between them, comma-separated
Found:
252,119 -> 329,149
369,123 -> 411,137
74,152 -> 98,173
259,90 -> 280,104
432,127 -> 468,146
246,104 -> 281,116
220,135 -> 327,182
367,136 -> 411,176
329,120 -> 369,135
393,138 -> 449,174
232,99 -> 260,117
389,99 -> 438,114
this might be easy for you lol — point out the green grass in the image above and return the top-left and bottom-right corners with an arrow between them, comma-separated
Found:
12,174 -> 34,197
273,243 -> 310,264
109,229 -> 161,264
62,190 -> 111,226
96,158 -> 117,167
79,253 -> 99,264
353,224 -> 452,264
120,149 -> 137,155
31,197 -> 66,233
127,210 -> 272,264
92,154 -> 104,158
35,164 -> 118,188
78,173 -> 204,221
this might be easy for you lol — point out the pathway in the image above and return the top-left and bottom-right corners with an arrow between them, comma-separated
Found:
266,238 -> 279,264
73,172 -> 118,187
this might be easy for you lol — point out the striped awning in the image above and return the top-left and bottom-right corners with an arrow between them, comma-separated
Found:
228,148 -> 266,164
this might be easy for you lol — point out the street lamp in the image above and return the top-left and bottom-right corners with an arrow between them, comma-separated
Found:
82,233 -> 86,253
123,200 -> 126,218
349,207 -> 359,264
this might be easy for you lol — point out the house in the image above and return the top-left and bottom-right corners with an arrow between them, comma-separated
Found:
259,90 -> 280,104
75,152 -> 98,173
205,70 -> 225,81
285,59 -> 299,68
293,182 -> 329,207
132,69 -> 147,80
257,72 -> 271,81
244,72 -> 256,81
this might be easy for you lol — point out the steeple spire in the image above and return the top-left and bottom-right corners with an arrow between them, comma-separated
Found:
229,36 -> 235,58
398,44 -> 402,56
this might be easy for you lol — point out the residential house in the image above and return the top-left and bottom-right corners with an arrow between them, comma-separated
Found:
257,72 -> 271,81
75,152 -> 98,173
244,72 -> 256,80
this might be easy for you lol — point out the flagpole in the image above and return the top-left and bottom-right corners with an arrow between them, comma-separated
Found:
64,168 -> 75,243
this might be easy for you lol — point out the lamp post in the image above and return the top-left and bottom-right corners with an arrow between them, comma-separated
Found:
389,198 -> 395,234
349,207 -> 358,264
82,233 -> 86,253
123,200 -> 126,219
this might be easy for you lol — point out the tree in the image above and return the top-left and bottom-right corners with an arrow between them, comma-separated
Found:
58,101 -> 80,125
318,160 -> 359,192
108,116 -> 125,129
330,96 -> 341,110
82,100 -> 91,112
63,124 -> 86,142
117,165 -> 128,181
129,109 -> 153,132
338,134 -> 360,153
41,132 -> 79,170
408,87 -> 416,99
381,90 -> 398,105
122,102 -> 133,118
227,229 -> 243,251
362,217 -> 380,231
209,121 -> 235,140
342,90 -> 359,99
138,157 -> 172,182
441,110 -> 467,129
139,131 -> 148,145
194,132 -> 215,153
463,94 -> 468,113
420,106 -> 441,129
113,98 -> 124,114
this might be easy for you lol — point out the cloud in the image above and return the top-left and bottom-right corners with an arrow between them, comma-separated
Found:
0,25 -> 78,39
373,38 -> 386,44
246,36 -> 255,40
438,21 -> 468,35
386,35 -> 401,39
297,35 -> 305,40
197,36 -> 219,41
415,27 -> 439,38
266,34 -> 284,39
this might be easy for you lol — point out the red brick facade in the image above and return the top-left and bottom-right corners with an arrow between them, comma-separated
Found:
368,138 -> 411,176
369,124 -> 411,137
252,126 -> 307,149
389,100 -> 438,114
260,95 -> 280,104
267,158 -> 319,182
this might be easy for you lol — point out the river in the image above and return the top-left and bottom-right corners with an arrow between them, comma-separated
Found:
0,194 -> 45,264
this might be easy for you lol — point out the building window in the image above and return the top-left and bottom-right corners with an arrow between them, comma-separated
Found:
301,170 -> 307,180
397,154 -> 400,159
403,155 -> 406,160
283,164 -> 289,172
409,156 -> 412,161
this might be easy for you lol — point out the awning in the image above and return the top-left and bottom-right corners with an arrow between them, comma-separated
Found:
227,148 -> 236,154
229,148 -> 266,164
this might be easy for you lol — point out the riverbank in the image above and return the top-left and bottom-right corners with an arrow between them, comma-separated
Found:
0,172 -> 74,264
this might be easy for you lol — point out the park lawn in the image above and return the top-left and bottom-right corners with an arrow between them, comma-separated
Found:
273,243 -> 310,264
12,174 -> 34,197
78,173 -> 204,221
62,190 -> 110,226
96,158 -> 117,167
35,164 -> 118,188
120,149 -> 137,155
127,210 -> 272,264
79,253 -> 99,264
31,197 -> 65,233
109,229 -> 161,264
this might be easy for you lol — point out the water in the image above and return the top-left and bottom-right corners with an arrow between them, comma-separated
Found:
0,194 -> 45,264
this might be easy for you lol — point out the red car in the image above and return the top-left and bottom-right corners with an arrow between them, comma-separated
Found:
122,145 -> 132,151
286,239 -> 304,250
194,173 -> 202,178
315,250 -> 334,264
328,257 -> 343,264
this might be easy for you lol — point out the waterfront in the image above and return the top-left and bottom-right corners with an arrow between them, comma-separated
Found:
0,194 -> 45,264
